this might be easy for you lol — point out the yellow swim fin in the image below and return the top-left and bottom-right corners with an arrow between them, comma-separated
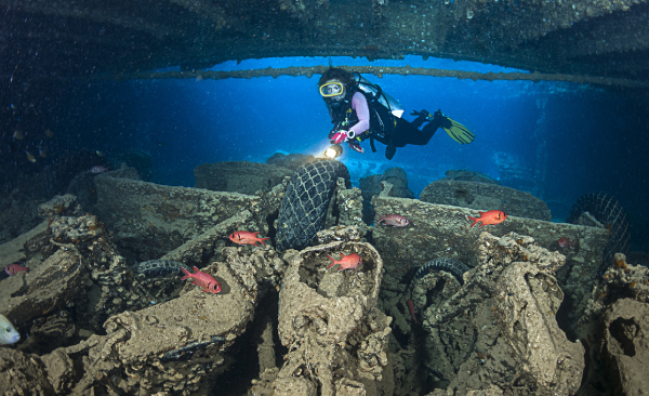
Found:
441,117 -> 475,144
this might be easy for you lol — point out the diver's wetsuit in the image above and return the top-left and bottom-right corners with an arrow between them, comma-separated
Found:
377,116 -> 443,158
328,91 -> 442,160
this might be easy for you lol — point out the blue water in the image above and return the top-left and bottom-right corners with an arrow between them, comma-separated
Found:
40,56 -> 649,248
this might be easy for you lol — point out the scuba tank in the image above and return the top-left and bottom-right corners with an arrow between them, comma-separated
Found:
353,73 -> 405,118
350,72 -> 404,153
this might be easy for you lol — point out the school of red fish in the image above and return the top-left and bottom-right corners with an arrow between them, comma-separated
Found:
2,210 -> 513,312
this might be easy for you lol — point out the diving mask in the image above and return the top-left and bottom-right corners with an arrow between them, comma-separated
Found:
319,81 -> 345,98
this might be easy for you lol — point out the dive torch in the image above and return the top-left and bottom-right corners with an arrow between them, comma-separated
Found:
324,129 -> 349,159
323,144 -> 343,159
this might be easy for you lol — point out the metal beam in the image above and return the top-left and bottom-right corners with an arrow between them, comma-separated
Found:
111,65 -> 649,89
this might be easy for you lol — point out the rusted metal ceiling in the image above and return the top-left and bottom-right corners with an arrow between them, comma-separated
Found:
1,0 -> 648,86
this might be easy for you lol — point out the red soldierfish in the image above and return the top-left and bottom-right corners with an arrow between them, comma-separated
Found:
407,299 -> 417,323
327,252 -> 362,274
180,266 -> 222,294
228,231 -> 270,247
558,237 -> 576,249
4,264 -> 29,276
467,210 -> 508,228
377,213 -> 410,227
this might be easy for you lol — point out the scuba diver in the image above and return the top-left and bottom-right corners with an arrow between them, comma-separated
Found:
318,67 -> 474,160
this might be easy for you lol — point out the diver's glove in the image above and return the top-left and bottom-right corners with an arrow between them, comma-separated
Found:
330,130 -> 356,145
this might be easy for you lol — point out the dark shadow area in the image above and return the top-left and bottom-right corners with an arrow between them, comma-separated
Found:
609,317 -> 637,357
